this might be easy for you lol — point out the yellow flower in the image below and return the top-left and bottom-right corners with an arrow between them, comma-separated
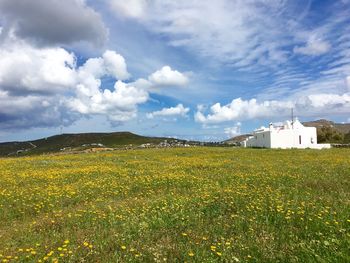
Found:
188,252 -> 194,257
121,245 -> 126,250
83,242 -> 89,247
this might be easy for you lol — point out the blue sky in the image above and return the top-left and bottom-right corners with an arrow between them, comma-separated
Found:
0,0 -> 350,142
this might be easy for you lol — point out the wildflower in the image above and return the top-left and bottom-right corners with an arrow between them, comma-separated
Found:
188,252 -> 194,257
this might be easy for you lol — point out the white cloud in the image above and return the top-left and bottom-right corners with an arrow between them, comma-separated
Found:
0,41 -> 77,94
195,98 -> 293,124
0,31 -> 191,130
68,80 -> 148,122
224,123 -> 241,138
77,50 -> 130,87
146,104 -> 189,119
148,66 -> 189,87
102,50 -> 130,80
0,36 -> 149,128
110,0 -> 147,19
294,36 -> 331,56
195,93 -> 350,124
108,1 -> 349,107
305,93 -> 350,108
108,0 -> 313,68
129,65 -> 190,93
65,51 -> 146,122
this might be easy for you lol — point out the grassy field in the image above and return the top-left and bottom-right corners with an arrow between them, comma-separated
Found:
0,148 -> 349,262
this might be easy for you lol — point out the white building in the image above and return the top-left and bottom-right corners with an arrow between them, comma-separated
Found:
241,119 -> 331,149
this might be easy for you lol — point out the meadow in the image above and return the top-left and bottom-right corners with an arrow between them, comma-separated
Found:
0,147 -> 349,262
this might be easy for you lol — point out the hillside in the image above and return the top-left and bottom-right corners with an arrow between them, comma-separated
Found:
0,132 -> 185,156
303,119 -> 350,134
303,119 -> 350,143
224,134 -> 252,145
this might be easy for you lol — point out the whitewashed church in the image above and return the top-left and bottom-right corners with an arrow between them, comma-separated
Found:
241,118 -> 331,149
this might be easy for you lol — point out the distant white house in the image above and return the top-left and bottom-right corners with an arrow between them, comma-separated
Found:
241,119 -> 331,149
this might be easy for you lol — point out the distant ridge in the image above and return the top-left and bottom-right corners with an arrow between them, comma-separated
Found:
302,119 -> 350,134
0,132 -> 185,157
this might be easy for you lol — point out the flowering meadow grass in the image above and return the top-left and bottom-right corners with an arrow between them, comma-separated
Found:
0,147 -> 349,262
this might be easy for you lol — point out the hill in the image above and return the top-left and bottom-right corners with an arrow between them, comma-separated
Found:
303,119 -> 350,143
303,119 -> 350,134
224,134 -> 252,145
0,132 -> 186,156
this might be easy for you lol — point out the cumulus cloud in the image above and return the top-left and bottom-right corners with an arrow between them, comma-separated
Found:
195,98 -> 293,124
129,65 -> 189,92
0,0 -> 107,46
195,93 -> 350,124
48,49 -> 145,123
146,104 -> 190,119
148,66 -> 189,87
294,36 -> 331,56
0,34 -> 190,130
68,80 -> 148,122
103,50 -> 130,80
0,40 -> 77,94
77,50 -> 130,82
224,123 -> 241,138
0,37 -> 141,129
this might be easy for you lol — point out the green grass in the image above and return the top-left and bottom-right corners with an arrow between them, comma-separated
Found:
0,148 -> 349,262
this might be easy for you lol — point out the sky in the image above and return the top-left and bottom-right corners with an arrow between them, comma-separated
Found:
0,0 -> 350,142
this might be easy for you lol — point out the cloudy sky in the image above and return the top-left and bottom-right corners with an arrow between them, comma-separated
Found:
0,0 -> 350,142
